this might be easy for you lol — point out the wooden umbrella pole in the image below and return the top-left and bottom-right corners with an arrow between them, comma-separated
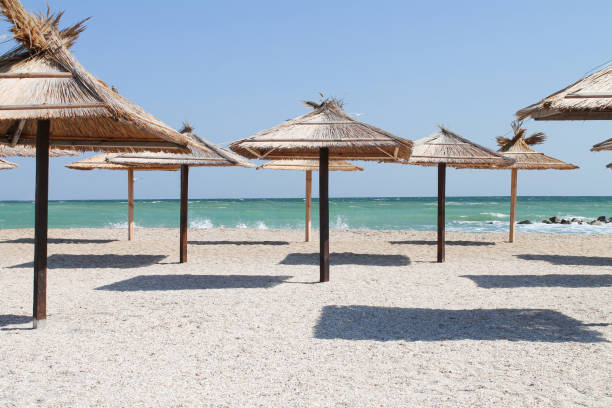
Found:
319,148 -> 330,282
305,170 -> 312,242
437,163 -> 446,263
127,168 -> 134,241
179,165 -> 189,263
33,119 -> 50,329
509,168 -> 518,243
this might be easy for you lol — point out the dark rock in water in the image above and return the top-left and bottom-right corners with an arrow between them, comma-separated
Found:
607,218 -> 612,223
578,221 -> 583,225
589,220 -> 602,226
597,216 -> 607,222
549,216 -> 561,224
571,218 -> 579,223
560,219 -> 571,225
518,220 -> 532,225
542,219 -> 552,224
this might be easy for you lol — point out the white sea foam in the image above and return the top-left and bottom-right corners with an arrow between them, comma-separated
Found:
255,221 -> 268,230
332,215 -> 349,229
480,212 -> 508,218
236,222 -> 248,229
190,218 -> 214,229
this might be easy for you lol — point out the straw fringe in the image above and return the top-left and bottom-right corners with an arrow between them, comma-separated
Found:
66,153 -> 178,171
0,157 -> 17,169
591,138 -> 612,151
230,98 -> 413,161
258,159 -> 363,171
0,142 -> 79,157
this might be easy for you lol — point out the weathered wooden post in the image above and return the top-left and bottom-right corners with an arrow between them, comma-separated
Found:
33,119 -> 50,329
509,168 -> 518,243
437,163 -> 446,263
305,170 -> 312,242
319,148 -> 329,282
180,165 -> 189,263
127,168 -> 134,241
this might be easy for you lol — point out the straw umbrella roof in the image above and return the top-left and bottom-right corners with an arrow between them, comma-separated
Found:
496,121 -> 578,170
517,64 -> 612,121
0,143 -> 79,157
66,153 -> 178,171
408,127 -> 514,168
0,157 -> 17,169
230,98 -> 413,161
258,159 -> 363,171
108,124 -> 256,168
0,0 -> 191,152
591,138 -> 612,151
607,163 -> 612,169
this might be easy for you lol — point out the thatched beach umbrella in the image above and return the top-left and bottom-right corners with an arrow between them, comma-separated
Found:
0,0 -> 192,328
517,64 -> 612,120
258,159 -> 363,242
607,163 -> 612,169
230,98 -> 413,282
592,138 -> 612,151
66,154 -> 179,241
497,121 -> 578,242
108,125 -> 255,263
0,157 -> 17,169
407,127 -> 514,262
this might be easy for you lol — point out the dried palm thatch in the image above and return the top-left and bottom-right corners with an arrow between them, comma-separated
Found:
230,98 -> 413,161
591,138 -> 612,151
66,153 -> 178,171
0,143 -> 79,157
258,159 -> 363,171
517,64 -> 612,121
0,0 -> 190,152
0,157 -> 17,169
607,163 -> 612,169
497,121 -> 578,170
109,124 -> 255,168
408,126 -> 514,168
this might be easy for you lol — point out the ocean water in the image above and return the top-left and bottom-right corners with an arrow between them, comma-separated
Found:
0,196 -> 611,234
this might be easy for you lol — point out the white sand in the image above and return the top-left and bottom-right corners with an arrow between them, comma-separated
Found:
0,228 -> 610,407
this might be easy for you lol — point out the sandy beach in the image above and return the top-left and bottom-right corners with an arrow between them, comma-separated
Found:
0,228 -> 610,407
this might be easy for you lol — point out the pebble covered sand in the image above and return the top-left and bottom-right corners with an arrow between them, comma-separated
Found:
1,228 -> 610,407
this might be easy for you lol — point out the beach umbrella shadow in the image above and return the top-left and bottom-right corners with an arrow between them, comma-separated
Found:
188,240 -> 289,246
10,254 -> 167,269
516,254 -> 612,266
280,252 -> 410,266
389,240 -> 494,247
462,274 -> 612,288
95,274 -> 292,291
314,306 -> 608,343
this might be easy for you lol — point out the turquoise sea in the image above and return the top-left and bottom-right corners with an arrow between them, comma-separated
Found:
0,196 -> 611,234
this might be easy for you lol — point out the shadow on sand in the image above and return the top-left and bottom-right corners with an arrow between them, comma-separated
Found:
10,254 -> 167,269
2,238 -> 118,244
96,274 -> 292,291
0,314 -> 32,328
280,252 -> 410,266
189,240 -> 289,246
390,240 -> 494,247
516,254 -> 612,266
462,274 -> 612,288
314,306 -> 608,342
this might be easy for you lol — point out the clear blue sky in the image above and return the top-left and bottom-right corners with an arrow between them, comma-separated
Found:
2,0 -> 611,200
